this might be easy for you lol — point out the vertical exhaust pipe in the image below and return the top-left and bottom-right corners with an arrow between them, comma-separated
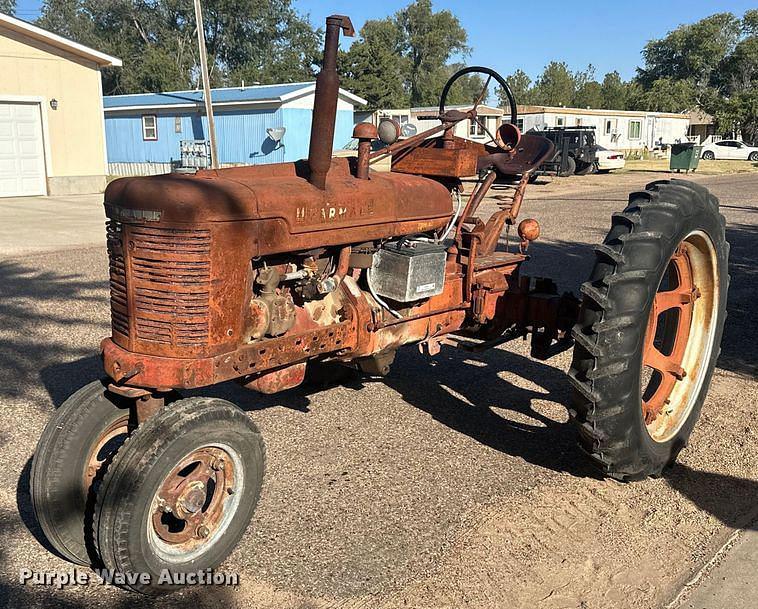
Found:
308,15 -> 354,190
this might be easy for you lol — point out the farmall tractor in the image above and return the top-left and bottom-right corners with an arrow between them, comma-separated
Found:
31,15 -> 728,594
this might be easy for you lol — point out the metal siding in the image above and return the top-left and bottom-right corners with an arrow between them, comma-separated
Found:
280,108 -> 354,162
106,107 -> 356,165
214,107 -> 286,165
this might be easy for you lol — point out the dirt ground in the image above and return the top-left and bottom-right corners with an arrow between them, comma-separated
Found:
0,170 -> 756,609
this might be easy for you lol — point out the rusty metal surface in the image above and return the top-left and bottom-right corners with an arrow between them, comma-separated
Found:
308,15 -> 354,190
151,446 -> 236,548
642,245 -> 696,423
100,37 -> 575,398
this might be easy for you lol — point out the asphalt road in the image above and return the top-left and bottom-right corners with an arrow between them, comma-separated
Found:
0,171 -> 755,609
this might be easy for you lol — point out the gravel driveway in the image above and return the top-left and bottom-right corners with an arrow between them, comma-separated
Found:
0,171 -> 755,609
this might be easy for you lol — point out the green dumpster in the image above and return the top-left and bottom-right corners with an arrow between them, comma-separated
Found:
670,142 -> 702,173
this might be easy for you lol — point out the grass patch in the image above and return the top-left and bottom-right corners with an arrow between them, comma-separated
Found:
623,159 -> 758,175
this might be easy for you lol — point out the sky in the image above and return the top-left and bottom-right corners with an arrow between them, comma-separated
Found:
12,0 -> 758,82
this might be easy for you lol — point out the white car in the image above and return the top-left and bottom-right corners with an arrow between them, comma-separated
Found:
700,140 -> 758,161
595,146 -> 625,172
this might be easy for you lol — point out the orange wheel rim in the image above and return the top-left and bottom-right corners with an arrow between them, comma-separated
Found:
641,231 -> 719,443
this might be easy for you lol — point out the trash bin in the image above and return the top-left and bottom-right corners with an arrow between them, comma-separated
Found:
670,142 -> 703,173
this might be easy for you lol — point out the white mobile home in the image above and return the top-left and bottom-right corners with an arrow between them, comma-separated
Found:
517,105 -> 691,154
364,104 -> 505,144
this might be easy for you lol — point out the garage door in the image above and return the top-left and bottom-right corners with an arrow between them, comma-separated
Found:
0,102 -> 47,197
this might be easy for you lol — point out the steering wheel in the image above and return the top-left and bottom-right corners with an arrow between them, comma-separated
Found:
438,66 -> 518,150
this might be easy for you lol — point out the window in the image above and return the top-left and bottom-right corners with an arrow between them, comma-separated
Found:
605,119 -> 613,135
556,116 -> 565,127
516,118 -> 524,132
628,120 -> 642,139
470,117 -> 486,137
174,116 -> 182,133
142,115 -> 158,141
575,118 -> 582,126
391,114 -> 409,124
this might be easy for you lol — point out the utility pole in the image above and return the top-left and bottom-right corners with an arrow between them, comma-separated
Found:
193,0 -> 219,169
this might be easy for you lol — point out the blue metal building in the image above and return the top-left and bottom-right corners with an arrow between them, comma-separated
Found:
103,82 -> 366,175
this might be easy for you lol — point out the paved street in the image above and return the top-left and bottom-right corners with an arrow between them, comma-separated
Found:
0,171 -> 755,608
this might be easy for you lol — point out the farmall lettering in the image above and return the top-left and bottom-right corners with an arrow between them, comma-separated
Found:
295,204 -> 349,223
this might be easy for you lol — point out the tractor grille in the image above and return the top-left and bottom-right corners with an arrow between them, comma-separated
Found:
106,220 -> 129,337
106,222 -> 212,348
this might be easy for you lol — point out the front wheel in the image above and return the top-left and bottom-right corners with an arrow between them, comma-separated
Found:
31,380 -> 131,565
568,180 -> 728,480
94,397 -> 265,594
702,150 -> 715,160
748,151 -> 758,162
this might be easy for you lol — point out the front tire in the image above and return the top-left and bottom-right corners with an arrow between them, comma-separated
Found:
702,150 -> 715,160
31,380 -> 131,565
94,397 -> 265,594
568,180 -> 728,480
748,151 -> 758,162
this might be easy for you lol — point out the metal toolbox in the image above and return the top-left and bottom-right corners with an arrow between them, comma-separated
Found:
370,240 -> 447,303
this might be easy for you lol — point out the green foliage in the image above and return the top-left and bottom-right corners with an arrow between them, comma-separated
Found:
629,77 -> 699,113
634,10 -> 758,140
531,61 -> 574,106
638,13 -> 741,89
0,0 -> 16,14
339,19 -> 410,109
573,81 -> 603,109
339,0 -> 474,110
497,69 -> 532,106
36,0 -> 321,95
600,71 -> 633,110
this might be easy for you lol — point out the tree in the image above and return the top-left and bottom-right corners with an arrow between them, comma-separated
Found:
440,63 -> 486,107
339,19 -> 409,110
0,0 -> 16,15
630,77 -> 699,113
600,71 -> 631,110
397,0 -> 470,106
532,61 -> 574,106
573,81 -> 603,109
36,0 -> 321,95
637,13 -> 741,92
498,69 -> 532,106
339,0 -> 475,109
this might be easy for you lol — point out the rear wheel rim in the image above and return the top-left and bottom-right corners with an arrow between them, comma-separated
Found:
641,231 -> 719,442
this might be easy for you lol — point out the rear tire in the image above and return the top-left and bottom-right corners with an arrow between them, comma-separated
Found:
568,180 -> 728,480
574,160 -> 594,176
558,156 -> 576,177
94,397 -> 265,594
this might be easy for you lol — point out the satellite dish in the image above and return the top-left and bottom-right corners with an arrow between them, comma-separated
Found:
400,123 -> 418,138
266,127 -> 286,142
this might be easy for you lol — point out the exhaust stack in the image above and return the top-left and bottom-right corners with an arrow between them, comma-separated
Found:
308,15 -> 354,190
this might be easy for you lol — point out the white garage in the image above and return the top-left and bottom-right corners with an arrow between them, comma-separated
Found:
0,100 -> 48,197
0,13 -> 121,197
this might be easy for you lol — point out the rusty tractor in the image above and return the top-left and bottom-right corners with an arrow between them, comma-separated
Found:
31,15 -> 728,594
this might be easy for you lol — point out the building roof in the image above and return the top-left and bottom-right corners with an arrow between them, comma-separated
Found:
104,82 -> 367,112
687,109 -> 714,125
377,104 -> 503,116
0,13 -> 121,67
517,104 -> 687,120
